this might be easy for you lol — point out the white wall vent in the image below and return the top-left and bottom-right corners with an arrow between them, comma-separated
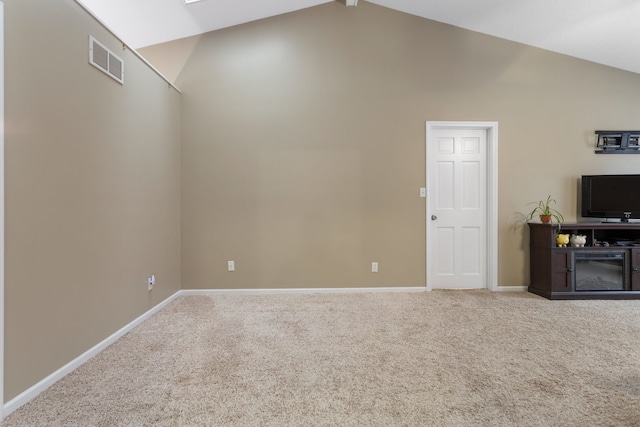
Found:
89,36 -> 124,84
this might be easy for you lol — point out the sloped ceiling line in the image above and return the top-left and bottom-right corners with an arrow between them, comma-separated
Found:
77,0 -> 640,75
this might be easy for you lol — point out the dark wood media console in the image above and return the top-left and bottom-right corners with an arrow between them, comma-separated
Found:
529,222 -> 640,299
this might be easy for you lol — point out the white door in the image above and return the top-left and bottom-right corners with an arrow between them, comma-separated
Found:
427,127 -> 486,289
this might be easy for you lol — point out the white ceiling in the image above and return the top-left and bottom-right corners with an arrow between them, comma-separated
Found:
77,0 -> 640,75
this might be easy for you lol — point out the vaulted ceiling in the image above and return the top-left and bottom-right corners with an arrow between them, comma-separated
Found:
77,0 -> 640,75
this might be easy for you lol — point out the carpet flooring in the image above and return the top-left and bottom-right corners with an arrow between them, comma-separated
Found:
2,290 -> 640,426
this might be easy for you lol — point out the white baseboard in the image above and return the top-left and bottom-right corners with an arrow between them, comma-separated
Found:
495,286 -> 527,292
3,291 -> 181,418
180,286 -> 528,295
179,286 -> 429,295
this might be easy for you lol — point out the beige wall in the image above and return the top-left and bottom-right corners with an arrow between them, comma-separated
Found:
166,2 -> 640,290
138,35 -> 201,84
4,1 -> 181,401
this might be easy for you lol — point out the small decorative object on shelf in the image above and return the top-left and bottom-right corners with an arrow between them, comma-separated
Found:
526,195 -> 564,226
595,130 -> 640,154
570,234 -> 587,247
556,233 -> 569,247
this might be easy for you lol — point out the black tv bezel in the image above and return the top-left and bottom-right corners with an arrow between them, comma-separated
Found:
581,174 -> 640,221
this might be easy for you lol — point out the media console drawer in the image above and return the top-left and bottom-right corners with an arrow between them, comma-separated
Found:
529,223 -> 640,300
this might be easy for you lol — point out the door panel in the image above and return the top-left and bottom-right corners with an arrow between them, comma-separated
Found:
462,162 -> 480,208
436,227 -> 455,275
551,251 -> 572,292
462,226 -> 481,275
437,162 -> 454,208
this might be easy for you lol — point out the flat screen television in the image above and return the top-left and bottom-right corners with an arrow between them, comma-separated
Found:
581,174 -> 640,222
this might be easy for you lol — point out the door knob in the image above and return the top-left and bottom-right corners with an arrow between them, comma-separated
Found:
431,215 -> 438,220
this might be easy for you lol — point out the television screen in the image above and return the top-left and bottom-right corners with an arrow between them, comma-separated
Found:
582,175 -> 640,221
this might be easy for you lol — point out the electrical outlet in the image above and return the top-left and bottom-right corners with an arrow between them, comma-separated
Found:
147,275 -> 155,291
372,262 -> 378,273
420,187 -> 426,198
228,260 -> 235,272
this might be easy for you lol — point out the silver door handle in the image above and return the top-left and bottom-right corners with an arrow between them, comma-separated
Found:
431,215 -> 438,220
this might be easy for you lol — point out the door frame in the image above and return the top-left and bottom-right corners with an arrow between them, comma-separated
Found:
425,121 -> 498,292
1,1 -> 5,419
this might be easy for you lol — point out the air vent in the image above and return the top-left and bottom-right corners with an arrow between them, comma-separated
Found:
89,36 -> 124,84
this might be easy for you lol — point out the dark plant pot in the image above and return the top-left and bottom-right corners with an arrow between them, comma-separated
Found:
540,214 -> 552,224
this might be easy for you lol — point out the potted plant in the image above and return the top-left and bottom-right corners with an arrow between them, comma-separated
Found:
526,195 -> 564,225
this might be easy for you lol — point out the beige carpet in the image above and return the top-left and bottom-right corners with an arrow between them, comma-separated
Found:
3,290 -> 640,426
